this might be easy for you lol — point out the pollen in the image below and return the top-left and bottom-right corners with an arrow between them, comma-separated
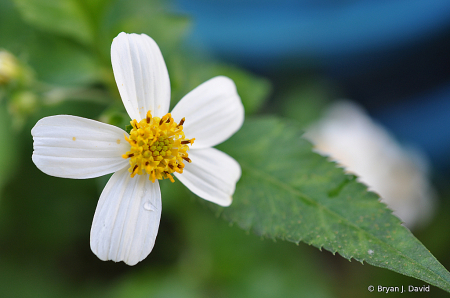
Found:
122,111 -> 194,183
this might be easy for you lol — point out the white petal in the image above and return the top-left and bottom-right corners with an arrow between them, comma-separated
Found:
31,115 -> 130,179
90,168 -> 162,266
111,32 -> 170,120
171,76 -> 244,149
174,147 -> 241,206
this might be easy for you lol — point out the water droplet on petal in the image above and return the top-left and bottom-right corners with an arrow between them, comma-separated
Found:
143,201 -> 154,211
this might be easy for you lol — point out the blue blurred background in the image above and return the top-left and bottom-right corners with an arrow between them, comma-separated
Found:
174,0 -> 450,172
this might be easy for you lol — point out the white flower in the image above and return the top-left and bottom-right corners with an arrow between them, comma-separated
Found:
31,32 -> 244,265
304,101 -> 435,229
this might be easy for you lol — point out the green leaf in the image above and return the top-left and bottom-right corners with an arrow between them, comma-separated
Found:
215,116 -> 450,292
13,0 -> 94,46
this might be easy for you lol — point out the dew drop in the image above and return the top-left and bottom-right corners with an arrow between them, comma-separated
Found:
143,201 -> 154,211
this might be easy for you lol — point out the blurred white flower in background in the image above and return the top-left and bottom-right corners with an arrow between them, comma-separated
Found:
304,101 -> 435,229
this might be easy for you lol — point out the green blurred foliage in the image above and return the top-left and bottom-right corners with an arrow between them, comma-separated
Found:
14,0 -> 95,46
1,0 -> 450,297
0,105 -> 18,190
277,76 -> 336,128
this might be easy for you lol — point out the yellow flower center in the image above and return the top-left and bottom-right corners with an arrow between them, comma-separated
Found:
122,111 -> 194,183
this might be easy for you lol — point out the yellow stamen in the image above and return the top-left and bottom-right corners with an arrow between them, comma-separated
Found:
122,111 -> 194,183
